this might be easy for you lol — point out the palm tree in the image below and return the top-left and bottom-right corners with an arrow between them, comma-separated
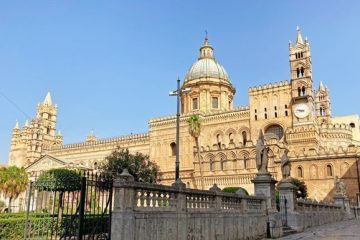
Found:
0,166 -> 29,212
188,114 -> 204,190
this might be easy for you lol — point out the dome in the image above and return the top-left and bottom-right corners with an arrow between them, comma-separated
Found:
184,38 -> 230,83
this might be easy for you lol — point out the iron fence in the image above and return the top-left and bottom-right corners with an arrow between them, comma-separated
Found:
24,171 -> 113,240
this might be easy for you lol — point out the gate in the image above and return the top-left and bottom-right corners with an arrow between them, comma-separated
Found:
279,196 -> 288,227
24,172 -> 113,240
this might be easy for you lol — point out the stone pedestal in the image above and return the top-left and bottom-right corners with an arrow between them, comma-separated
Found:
334,194 -> 352,219
252,172 -> 278,210
277,179 -> 298,212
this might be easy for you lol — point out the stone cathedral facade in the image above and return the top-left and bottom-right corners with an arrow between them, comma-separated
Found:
8,28 -> 360,202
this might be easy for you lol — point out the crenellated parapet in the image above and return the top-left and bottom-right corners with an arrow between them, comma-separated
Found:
49,133 -> 149,151
249,80 -> 290,95
149,107 -> 250,129
286,125 -> 320,145
288,144 -> 360,159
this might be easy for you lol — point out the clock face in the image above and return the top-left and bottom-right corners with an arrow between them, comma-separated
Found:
294,103 -> 310,118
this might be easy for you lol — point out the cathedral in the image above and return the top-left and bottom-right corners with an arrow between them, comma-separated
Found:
8,28 -> 360,202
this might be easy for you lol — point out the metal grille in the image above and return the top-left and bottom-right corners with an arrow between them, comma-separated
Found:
24,172 -> 113,240
280,196 -> 288,227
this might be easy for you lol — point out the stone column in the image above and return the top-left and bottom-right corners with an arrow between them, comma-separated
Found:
111,169 -> 136,240
252,172 -> 282,238
251,172 -> 278,210
277,179 -> 298,212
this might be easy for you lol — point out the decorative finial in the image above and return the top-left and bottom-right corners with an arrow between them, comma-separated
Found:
296,26 -> 300,31
14,120 -> 19,129
205,30 -> 208,40
24,120 -> 29,127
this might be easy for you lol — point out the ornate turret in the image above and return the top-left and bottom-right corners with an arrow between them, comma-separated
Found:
181,36 -> 236,114
316,81 -> 331,123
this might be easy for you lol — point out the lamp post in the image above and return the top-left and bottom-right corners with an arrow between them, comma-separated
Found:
169,78 -> 191,181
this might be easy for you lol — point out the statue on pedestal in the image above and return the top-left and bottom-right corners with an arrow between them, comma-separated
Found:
334,176 -> 347,197
280,149 -> 291,179
256,130 -> 269,174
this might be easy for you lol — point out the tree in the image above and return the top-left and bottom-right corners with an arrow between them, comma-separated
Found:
100,148 -> 159,183
35,168 -> 81,219
188,114 -> 204,189
0,166 -> 29,212
290,177 -> 308,199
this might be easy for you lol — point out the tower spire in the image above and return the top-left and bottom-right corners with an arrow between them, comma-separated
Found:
43,92 -> 53,106
296,26 -> 304,44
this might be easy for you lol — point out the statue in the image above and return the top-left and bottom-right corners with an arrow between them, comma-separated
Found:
334,176 -> 347,197
256,130 -> 269,173
280,149 -> 291,179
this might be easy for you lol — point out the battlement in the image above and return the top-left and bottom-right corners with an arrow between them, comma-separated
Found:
149,107 -> 250,128
288,144 -> 360,159
249,80 -> 290,94
50,133 -> 149,151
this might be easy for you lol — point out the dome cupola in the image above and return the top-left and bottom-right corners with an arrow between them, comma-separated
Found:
184,37 -> 230,83
181,37 -> 236,114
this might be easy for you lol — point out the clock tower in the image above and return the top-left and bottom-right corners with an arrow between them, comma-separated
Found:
289,27 -> 315,125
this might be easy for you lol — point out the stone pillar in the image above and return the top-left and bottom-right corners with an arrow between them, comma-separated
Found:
333,193 -> 352,219
277,179 -> 298,212
252,172 -> 278,210
111,169 -> 135,240
252,173 -> 282,238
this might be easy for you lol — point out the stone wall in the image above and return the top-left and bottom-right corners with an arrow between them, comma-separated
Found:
288,199 -> 344,231
111,171 -> 267,240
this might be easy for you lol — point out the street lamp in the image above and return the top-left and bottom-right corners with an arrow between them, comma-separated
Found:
169,78 -> 191,182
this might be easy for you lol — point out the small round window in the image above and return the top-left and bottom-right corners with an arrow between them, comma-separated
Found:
350,123 -> 355,128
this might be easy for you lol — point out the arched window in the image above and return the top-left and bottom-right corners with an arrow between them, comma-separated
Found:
275,112 -> 278,118
209,158 -> 214,172
301,86 -> 306,96
47,127 -> 51,135
320,106 -> 326,116
296,68 -> 300,78
192,98 -> 198,110
242,131 -> 247,146
297,166 -> 303,178
244,156 -> 249,169
265,124 -> 284,140
220,158 -> 225,171
326,165 -> 333,177
301,67 -> 305,77
229,133 -> 234,144
216,134 -> 221,149
298,87 -> 301,96
301,52 -> 303,58
264,113 -> 268,119
170,142 -> 176,156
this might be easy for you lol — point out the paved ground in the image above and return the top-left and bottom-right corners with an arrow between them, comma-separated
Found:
277,219 -> 360,240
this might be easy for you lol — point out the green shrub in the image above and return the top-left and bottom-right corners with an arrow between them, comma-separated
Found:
222,187 -> 249,195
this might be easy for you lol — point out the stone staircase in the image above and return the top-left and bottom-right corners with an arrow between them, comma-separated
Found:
282,226 -> 297,237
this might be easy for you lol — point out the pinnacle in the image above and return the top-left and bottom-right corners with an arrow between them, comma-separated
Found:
296,26 -> 304,44
43,92 -> 53,105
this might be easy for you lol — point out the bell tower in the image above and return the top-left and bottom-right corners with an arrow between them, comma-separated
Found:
289,27 -> 315,125
36,92 -> 58,149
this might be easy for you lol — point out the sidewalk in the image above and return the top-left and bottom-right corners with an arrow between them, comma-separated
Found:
277,219 -> 360,240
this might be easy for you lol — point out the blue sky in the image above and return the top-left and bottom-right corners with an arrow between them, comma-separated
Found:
1,1 -> 360,164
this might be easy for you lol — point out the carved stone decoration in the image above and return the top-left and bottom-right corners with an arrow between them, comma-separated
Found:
280,149 -> 291,179
334,176 -> 347,197
256,130 -> 269,173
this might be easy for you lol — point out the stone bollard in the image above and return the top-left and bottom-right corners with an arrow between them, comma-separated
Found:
111,169 -> 136,240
